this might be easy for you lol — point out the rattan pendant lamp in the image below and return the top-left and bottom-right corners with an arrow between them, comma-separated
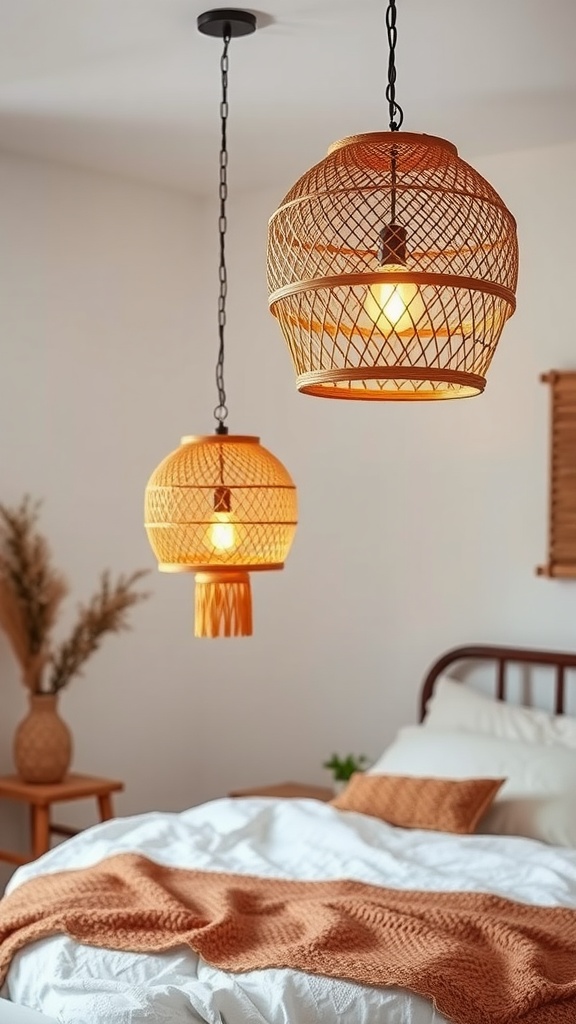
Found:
267,0 -> 519,401
145,9 -> 297,638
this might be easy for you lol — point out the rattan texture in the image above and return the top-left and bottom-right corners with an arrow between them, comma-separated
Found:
538,373 -> 576,578
267,132 -> 518,400
145,435 -> 297,571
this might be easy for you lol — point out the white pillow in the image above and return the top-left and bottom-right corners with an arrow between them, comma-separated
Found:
423,675 -> 576,748
369,725 -> 576,847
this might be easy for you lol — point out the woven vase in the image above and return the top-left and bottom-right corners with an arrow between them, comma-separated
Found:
13,693 -> 72,784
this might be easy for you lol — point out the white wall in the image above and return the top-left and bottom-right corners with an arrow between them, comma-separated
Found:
207,139 -> 576,762
0,153 -> 209,882
0,140 -> 575,881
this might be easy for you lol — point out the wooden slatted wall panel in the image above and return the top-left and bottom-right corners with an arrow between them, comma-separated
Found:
538,371 -> 576,578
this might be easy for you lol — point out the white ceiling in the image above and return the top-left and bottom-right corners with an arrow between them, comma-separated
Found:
0,0 -> 575,196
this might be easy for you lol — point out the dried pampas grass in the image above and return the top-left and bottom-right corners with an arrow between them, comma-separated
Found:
0,496 -> 149,694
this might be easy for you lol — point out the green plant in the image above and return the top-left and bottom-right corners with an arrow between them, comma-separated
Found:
0,496 -> 150,694
323,752 -> 370,782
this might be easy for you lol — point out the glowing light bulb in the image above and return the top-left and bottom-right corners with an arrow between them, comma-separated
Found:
364,263 -> 426,337
209,512 -> 236,552
208,485 -> 236,551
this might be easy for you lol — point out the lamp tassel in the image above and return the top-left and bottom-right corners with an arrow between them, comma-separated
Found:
194,571 -> 253,638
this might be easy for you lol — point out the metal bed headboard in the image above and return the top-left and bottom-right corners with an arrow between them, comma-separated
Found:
419,643 -> 576,722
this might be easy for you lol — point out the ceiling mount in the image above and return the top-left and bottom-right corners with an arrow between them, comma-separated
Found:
197,9 -> 257,38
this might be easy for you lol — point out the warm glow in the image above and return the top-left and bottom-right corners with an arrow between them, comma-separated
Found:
364,264 -> 426,337
209,513 -> 236,551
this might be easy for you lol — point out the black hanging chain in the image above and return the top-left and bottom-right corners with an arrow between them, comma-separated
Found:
385,0 -> 404,132
214,28 -> 231,435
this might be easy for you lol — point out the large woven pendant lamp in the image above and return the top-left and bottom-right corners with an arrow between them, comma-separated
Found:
267,0 -> 519,401
145,10 -> 297,638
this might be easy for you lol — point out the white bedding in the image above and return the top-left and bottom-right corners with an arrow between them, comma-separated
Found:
5,796 -> 576,1024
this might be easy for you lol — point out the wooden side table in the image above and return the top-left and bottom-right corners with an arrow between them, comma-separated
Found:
0,773 -> 124,866
228,781 -> 333,801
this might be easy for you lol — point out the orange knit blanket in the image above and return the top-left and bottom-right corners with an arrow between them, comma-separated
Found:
1,853 -> 575,1024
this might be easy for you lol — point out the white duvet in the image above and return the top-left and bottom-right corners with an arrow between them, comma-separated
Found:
5,796 -> 576,1024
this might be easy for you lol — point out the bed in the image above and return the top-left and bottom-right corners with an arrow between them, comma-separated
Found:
2,641 -> 576,1024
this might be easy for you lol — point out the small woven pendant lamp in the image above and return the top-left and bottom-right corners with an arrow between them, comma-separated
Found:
145,10 -> 297,638
267,1 -> 518,401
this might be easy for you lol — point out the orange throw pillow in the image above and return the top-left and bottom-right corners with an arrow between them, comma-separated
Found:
331,773 -> 505,834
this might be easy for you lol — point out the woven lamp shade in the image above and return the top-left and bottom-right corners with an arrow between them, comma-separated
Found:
145,435 -> 297,638
267,132 -> 518,401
